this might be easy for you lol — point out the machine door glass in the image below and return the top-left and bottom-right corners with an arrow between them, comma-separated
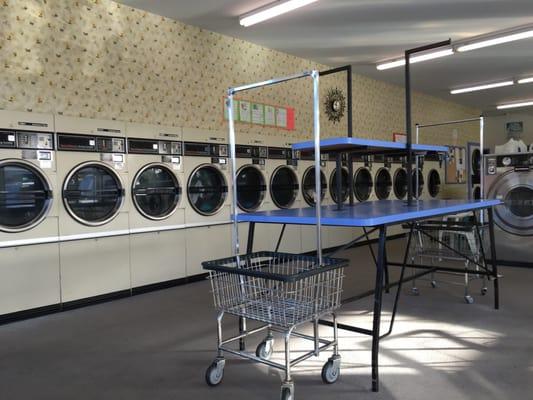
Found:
302,167 -> 326,206
411,169 -> 424,199
375,168 -> 392,200
63,163 -> 124,226
329,167 -> 349,204
393,169 -> 407,200
187,165 -> 227,216
490,171 -> 533,236
132,164 -> 181,220
236,166 -> 266,212
270,166 -> 298,209
0,161 -> 52,232
353,168 -> 373,202
427,169 -> 441,198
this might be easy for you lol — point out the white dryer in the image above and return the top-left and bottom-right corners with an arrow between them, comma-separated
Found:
182,128 -> 231,277
299,149 -> 329,253
0,110 -> 60,315
127,123 -> 186,288
55,115 -> 130,303
424,152 -> 444,200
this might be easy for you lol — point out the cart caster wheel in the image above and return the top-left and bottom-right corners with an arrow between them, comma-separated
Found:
464,295 -> 474,304
321,357 -> 341,384
410,287 -> 420,296
430,280 -> 437,288
481,287 -> 488,296
205,358 -> 225,387
280,383 -> 294,400
256,339 -> 274,360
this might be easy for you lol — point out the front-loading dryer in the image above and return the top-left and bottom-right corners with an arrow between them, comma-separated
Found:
425,152 -> 444,199
126,122 -> 186,288
484,153 -> 533,266
373,156 -> 393,201
182,128 -> 231,277
392,157 -> 408,200
299,149 -> 329,253
0,110 -> 60,315
55,115 -> 130,303
353,156 -> 375,202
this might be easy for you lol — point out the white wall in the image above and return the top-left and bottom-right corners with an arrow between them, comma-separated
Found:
485,112 -> 533,153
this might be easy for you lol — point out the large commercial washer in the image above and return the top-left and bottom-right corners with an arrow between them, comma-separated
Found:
182,128 -> 231,277
485,152 -> 533,266
127,122 -> 186,287
55,115 -> 130,302
0,110 -> 60,315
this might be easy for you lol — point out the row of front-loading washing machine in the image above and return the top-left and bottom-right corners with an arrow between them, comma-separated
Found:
0,109 -> 445,317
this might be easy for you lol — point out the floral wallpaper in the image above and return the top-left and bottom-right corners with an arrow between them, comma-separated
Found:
0,0 -> 479,145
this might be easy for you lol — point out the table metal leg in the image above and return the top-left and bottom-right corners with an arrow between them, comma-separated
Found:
487,208 -> 499,310
239,222 -> 256,351
371,225 -> 387,392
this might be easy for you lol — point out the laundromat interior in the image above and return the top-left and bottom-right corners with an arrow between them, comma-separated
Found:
1,1 -> 532,399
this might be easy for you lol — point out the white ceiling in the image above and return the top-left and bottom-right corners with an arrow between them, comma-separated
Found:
120,0 -> 533,114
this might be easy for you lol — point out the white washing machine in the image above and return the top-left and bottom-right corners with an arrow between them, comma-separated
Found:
467,143 -> 482,200
55,115 -> 130,302
126,122 -> 186,288
325,154 -> 353,249
484,153 -> 533,266
425,152 -> 444,200
182,128 -> 231,277
373,155 -> 394,201
392,157 -> 409,200
0,110 -> 60,315
299,149 -> 329,253
353,156 -> 375,202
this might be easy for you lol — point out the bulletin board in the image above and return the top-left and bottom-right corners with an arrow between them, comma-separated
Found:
445,146 -> 467,184
222,97 -> 295,131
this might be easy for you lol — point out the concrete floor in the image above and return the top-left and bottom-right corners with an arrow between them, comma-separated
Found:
0,239 -> 532,400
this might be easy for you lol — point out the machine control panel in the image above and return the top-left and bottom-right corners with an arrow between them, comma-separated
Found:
127,138 -> 182,155
182,141 -> 227,158
0,130 -> 54,150
57,134 -> 125,153
486,153 -> 533,174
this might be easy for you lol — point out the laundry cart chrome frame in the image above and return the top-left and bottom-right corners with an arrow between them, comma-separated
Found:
202,70 -> 347,400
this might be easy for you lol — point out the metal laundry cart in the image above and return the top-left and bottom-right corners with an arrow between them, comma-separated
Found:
202,70 -> 348,400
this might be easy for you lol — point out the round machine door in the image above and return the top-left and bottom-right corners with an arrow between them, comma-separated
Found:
302,167 -> 327,206
132,163 -> 181,220
63,162 -> 125,226
329,167 -> 350,204
236,165 -> 266,212
393,168 -> 408,200
270,166 -> 299,209
473,186 -> 481,200
488,170 -> 533,236
374,168 -> 392,200
427,169 -> 441,198
471,148 -> 481,179
187,164 -> 228,216
0,159 -> 53,232
353,167 -> 373,202
411,169 -> 424,199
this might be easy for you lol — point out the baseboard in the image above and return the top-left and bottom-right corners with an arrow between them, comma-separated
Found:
0,303 -> 62,325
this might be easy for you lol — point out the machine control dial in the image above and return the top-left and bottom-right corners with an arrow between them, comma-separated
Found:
502,156 -> 512,166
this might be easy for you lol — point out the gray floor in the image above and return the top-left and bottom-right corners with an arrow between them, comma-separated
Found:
1,239 -> 532,400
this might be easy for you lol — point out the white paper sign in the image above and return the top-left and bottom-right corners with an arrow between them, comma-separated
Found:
265,105 -> 276,126
276,108 -> 287,128
239,101 -> 251,123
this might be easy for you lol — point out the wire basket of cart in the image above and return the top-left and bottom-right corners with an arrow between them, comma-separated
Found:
203,251 -> 347,399
404,214 -> 490,303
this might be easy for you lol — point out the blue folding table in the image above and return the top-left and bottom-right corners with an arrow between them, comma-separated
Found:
238,199 -> 501,392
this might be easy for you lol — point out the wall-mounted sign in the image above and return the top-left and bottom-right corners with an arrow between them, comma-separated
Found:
223,97 -> 295,131
393,132 -> 407,143
506,121 -> 523,139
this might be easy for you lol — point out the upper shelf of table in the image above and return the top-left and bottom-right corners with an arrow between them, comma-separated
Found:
292,137 -> 449,156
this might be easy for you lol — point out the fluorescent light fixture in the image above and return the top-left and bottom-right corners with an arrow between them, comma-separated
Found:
376,48 -> 454,70
457,29 -> 533,52
518,77 -> 533,84
497,101 -> 533,110
240,0 -> 318,27
450,80 -> 514,94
